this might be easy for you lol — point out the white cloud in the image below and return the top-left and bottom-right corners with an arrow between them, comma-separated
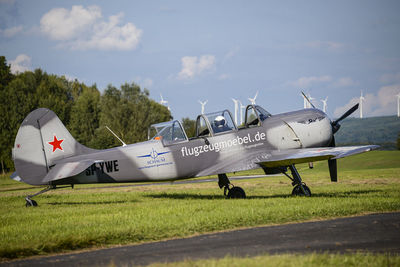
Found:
9,54 -> 31,73
40,5 -> 142,51
1,25 -> 23,37
287,75 -> 357,89
288,75 -> 332,88
177,55 -> 216,80
222,46 -> 240,63
334,85 -> 400,118
334,77 -> 357,87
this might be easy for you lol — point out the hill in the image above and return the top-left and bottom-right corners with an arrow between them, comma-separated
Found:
335,116 -> 400,150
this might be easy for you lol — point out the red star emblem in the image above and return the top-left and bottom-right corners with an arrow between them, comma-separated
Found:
48,136 -> 64,152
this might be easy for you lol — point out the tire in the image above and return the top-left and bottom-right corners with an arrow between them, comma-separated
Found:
25,199 -> 38,207
227,186 -> 246,199
292,184 -> 311,196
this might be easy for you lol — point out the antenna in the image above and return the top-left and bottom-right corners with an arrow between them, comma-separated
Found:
301,91 -> 315,108
105,126 -> 127,147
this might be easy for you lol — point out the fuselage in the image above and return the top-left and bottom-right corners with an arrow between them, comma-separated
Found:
53,108 -> 332,185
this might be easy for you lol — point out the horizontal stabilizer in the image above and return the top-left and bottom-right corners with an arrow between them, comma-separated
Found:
42,160 -> 100,183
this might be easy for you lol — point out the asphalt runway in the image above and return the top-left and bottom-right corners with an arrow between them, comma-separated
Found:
2,212 -> 399,267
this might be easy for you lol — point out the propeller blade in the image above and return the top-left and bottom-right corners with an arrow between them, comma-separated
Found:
333,103 -> 359,125
327,135 -> 337,182
328,159 -> 337,182
331,103 -> 359,134
301,91 -> 315,108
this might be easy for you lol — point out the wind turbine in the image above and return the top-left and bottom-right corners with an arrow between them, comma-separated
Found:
159,93 -> 170,110
248,91 -> 258,105
159,93 -> 168,105
307,94 -> 315,108
396,93 -> 400,117
301,92 -> 315,109
231,98 -> 239,125
198,100 -> 208,114
321,97 -> 328,113
239,100 -> 246,125
359,91 -> 365,119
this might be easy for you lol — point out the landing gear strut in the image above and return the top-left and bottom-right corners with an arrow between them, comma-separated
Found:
25,184 -> 73,207
218,174 -> 246,199
282,165 -> 311,196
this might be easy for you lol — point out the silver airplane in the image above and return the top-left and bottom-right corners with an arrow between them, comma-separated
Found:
12,101 -> 377,206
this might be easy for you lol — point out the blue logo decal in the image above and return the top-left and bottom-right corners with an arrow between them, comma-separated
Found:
137,148 -> 170,160
137,149 -> 172,170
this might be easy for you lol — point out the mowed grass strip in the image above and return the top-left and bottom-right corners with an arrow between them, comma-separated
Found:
146,253 -> 400,267
0,151 -> 399,260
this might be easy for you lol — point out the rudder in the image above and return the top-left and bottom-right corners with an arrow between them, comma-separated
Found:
13,108 -> 95,185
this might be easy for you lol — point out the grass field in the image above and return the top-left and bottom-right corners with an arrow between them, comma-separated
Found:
0,151 -> 399,262
147,253 -> 400,267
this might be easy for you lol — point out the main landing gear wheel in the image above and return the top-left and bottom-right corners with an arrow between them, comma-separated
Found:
218,173 -> 246,199
292,184 -> 311,196
281,165 -> 312,197
227,186 -> 246,199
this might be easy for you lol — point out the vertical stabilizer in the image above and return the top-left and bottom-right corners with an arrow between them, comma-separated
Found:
13,108 -> 95,185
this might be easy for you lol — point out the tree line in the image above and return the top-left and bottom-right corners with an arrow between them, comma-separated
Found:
0,56 -> 177,173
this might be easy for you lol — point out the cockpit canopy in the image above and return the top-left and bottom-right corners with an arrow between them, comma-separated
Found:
245,105 -> 271,127
148,120 -> 188,146
196,110 -> 236,137
148,104 -> 272,145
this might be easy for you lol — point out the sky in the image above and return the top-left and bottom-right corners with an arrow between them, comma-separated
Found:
1,0 -> 400,121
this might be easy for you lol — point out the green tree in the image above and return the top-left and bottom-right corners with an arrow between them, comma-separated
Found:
0,67 -> 76,172
0,56 -> 14,90
182,117 -> 196,138
397,132 -> 400,150
68,83 -> 101,147
0,56 -> 14,173
94,83 -> 171,148
36,71 -> 73,124
0,71 -> 38,172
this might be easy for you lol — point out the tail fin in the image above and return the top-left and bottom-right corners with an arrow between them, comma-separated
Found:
13,108 -> 95,185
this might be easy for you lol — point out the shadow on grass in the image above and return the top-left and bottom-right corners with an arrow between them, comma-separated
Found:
145,189 -> 383,200
310,189 -> 383,198
0,186 -> 39,192
47,200 -> 139,205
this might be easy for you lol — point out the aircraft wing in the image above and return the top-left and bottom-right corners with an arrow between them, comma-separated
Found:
195,145 -> 379,177
41,160 -> 100,183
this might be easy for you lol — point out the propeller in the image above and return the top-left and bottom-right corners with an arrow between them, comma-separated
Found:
327,103 -> 359,182
328,136 -> 337,182
331,103 -> 359,134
